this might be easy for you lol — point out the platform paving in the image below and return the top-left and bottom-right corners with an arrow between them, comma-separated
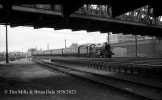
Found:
0,59 -> 140,100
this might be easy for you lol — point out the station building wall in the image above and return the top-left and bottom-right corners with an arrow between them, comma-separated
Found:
111,39 -> 162,57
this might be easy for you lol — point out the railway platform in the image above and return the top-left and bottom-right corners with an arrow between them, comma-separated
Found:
49,60 -> 162,89
0,58 -> 141,100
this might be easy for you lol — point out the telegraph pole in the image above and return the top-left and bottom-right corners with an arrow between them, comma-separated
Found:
107,32 -> 110,44
6,24 -> 9,63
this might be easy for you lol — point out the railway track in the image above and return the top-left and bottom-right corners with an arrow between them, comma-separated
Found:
33,58 -> 162,100
47,56 -> 162,79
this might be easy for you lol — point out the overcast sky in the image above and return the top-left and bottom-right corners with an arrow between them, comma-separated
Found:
0,25 -> 107,52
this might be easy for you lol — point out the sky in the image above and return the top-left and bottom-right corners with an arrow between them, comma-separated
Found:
0,25 -> 107,52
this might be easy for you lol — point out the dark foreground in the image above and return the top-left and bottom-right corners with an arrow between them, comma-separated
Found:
0,59 -> 139,100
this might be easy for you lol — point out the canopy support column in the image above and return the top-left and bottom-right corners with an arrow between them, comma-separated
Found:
6,24 -> 9,63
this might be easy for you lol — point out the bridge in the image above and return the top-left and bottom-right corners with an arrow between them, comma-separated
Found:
1,2 -> 162,99
0,1 -> 162,37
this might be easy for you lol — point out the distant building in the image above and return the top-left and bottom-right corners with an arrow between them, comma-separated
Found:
109,33 -> 155,44
27,48 -> 37,57
0,52 -> 5,60
28,48 -> 37,52
69,43 -> 78,48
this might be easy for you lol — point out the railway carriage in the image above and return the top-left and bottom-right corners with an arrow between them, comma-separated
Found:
38,51 -> 44,56
44,50 -> 52,56
51,49 -> 62,56
63,48 -> 78,57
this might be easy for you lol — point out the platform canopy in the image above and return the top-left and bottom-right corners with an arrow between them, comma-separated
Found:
1,0 -> 162,37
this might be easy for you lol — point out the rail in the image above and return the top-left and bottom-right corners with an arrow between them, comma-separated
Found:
33,57 -> 162,100
48,57 -> 162,79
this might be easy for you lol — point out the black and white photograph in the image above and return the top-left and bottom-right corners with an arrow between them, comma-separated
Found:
0,0 -> 162,100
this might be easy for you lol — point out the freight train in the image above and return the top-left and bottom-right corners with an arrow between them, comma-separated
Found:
32,43 -> 114,58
